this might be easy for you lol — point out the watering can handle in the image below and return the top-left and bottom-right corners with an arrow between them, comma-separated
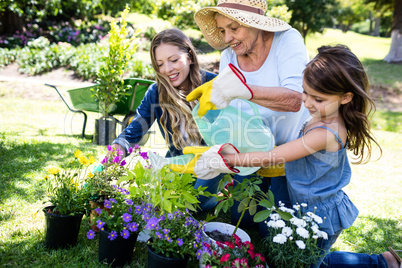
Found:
242,100 -> 265,126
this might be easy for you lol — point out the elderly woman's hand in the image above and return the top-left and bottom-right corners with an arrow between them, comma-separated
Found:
187,63 -> 253,117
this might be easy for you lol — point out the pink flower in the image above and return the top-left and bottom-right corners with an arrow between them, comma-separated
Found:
254,253 -> 265,262
224,241 -> 235,249
220,253 -> 230,263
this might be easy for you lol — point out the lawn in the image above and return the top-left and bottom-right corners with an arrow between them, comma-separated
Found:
1,27 -> 402,267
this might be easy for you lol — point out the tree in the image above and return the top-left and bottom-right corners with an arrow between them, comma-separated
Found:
384,0 -> 402,62
335,0 -> 369,32
284,0 -> 337,43
365,0 -> 401,62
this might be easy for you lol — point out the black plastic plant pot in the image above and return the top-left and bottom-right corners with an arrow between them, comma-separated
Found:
98,230 -> 138,267
43,206 -> 84,249
147,245 -> 189,268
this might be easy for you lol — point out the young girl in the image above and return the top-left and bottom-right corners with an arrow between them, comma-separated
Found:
178,45 -> 394,267
110,28 -> 224,211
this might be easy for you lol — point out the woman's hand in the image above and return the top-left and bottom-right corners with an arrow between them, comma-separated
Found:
187,63 -> 253,117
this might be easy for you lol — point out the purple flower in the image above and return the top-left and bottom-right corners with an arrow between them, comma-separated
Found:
128,222 -> 138,232
162,229 -> 170,235
120,159 -> 127,166
121,229 -> 130,239
167,213 -> 174,220
165,236 -> 172,243
122,213 -> 132,223
125,199 -> 133,205
101,156 -> 108,164
194,232 -> 202,243
107,145 -> 112,151
134,144 -> 140,150
95,208 -> 102,215
156,232 -> 163,239
140,152 -> 148,160
104,200 -> 111,209
145,217 -> 159,230
121,188 -> 130,195
96,220 -> 105,229
108,231 -> 118,241
196,249 -> 203,260
113,155 -> 121,164
135,205 -> 142,214
177,238 -> 183,246
87,230 -> 95,239
110,198 -> 117,203
128,147 -> 133,154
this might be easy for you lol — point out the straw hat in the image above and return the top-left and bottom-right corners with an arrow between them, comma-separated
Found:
195,0 -> 291,50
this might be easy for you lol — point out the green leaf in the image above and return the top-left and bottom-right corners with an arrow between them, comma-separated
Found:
181,192 -> 198,204
253,210 -> 272,222
276,210 -> 293,221
259,199 -> 273,209
249,199 -> 257,215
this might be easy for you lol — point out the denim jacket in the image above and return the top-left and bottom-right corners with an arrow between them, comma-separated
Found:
112,71 -> 217,157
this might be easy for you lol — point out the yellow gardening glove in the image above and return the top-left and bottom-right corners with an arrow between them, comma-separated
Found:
169,146 -> 211,174
187,63 -> 253,118
257,163 -> 285,177
186,78 -> 217,118
170,144 -> 240,180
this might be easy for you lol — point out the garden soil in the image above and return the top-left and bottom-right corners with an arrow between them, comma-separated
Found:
0,61 -> 401,112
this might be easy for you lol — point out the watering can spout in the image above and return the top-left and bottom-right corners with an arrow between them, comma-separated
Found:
148,151 -> 194,170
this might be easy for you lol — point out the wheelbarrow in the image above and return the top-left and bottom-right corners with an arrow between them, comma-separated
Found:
46,78 -> 155,145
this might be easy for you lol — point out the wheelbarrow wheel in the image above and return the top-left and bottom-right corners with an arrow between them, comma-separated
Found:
122,113 -> 150,146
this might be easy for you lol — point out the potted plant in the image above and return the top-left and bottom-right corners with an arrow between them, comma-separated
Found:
83,144 -> 141,231
200,233 -> 267,268
91,5 -> 139,145
143,209 -> 206,268
86,185 -> 148,267
204,175 -> 292,244
43,152 -> 94,249
262,203 -> 329,267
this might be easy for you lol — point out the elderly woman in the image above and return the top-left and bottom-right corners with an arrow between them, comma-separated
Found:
188,0 -> 310,229
184,1 -> 401,268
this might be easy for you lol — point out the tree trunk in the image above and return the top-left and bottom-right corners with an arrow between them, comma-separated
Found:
384,0 -> 402,63
373,17 -> 381,36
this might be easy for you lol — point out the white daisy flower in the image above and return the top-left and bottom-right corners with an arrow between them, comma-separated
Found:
296,240 -> 306,249
282,226 -> 293,237
296,227 -> 309,239
270,213 -> 281,221
301,203 -> 308,207
273,233 -> 287,244
275,220 -> 286,229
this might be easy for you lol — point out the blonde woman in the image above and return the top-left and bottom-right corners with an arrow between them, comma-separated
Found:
111,28 -> 221,210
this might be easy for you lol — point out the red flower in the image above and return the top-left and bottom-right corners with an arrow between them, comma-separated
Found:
254,253 -> 265,262
224,241 -> 235,249
240,258 -> 249,267
244,241 -> 254,251
248,249 -> 255,259
220,253 -> 231,263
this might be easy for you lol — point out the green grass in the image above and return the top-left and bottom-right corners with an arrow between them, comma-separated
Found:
1,26 -> 402,267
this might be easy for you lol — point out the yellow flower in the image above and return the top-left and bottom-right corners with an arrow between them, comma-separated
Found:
71,179 -> 79,188
78,156 -> 90,165
87,171 -> 94,178
74,150 -> 84,159
88,156 -> 96,164
48,167 -> 61,175
44,175 -> 50,180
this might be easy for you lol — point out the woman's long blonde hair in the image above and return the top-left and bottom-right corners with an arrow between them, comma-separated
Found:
150,28 -> 203,150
